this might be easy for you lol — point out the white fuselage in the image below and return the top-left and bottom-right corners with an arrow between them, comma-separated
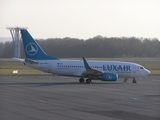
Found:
26,59 -> 150,79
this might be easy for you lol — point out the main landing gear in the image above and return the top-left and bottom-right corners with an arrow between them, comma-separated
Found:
86,79 -> 92,84
79,78 -> 84,83
79,78 -> 92,84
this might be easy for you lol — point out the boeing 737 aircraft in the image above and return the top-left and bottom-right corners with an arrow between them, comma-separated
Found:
14,29 -> 150,83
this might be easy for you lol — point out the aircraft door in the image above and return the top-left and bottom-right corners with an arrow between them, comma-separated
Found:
47,63 -> 52,72
133,65 -> 137,73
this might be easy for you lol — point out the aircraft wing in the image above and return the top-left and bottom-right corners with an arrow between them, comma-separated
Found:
82,57 -> 103,76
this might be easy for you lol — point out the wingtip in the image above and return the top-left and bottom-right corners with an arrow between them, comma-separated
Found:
82,57 -> 90,69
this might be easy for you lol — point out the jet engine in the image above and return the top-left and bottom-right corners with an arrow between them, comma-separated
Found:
101,73 -> 118,81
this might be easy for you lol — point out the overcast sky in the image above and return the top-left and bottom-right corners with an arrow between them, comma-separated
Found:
1,0 -> 160,40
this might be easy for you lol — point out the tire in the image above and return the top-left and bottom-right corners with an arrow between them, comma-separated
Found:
79,78 -> 84,83
86,79 -> 91,84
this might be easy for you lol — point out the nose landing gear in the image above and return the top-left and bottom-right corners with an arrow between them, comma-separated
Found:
132,78 -> 137,83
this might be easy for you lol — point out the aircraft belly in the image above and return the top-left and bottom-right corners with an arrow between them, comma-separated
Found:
52,68 -> 83,76
117,72 -> 131,78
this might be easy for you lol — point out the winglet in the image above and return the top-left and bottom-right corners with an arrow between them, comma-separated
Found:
82,57 -> 91,69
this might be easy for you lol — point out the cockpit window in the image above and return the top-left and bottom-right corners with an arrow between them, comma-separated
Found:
140,67 -> 144,69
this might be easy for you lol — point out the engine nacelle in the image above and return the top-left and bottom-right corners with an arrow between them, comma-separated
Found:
101,73 -> 118,81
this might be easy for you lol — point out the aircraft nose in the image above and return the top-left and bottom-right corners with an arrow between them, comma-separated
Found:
145,69 -> 151,75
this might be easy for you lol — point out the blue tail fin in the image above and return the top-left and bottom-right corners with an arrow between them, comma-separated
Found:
21,29 -> 59,60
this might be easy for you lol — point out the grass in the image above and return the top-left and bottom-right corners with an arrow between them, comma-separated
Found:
150,70 -> 160,75
0,58 -> 160,75
0,63 -> 50,75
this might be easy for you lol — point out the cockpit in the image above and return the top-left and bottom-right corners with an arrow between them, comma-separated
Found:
139,66 -> 144,69
137,65 -> 150,76
137,66 -> 144,70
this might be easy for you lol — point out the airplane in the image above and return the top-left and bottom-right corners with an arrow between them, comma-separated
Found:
14,29 -> 150,83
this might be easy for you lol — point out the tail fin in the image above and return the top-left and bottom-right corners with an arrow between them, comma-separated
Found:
21,30 -> 59,60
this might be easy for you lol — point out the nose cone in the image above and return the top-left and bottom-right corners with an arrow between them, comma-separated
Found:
145,69 -> 151,75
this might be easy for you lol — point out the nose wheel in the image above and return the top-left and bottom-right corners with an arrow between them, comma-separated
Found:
132,78 -> 137,83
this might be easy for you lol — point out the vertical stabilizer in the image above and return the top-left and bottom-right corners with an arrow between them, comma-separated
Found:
21,30 -> 59,60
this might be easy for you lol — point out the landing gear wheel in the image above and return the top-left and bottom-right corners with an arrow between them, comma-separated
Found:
132,78 -> 137,83
86,79 -> 91,84
79,78 -> 84,83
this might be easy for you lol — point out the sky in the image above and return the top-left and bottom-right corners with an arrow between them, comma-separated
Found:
1,0 -> 160,40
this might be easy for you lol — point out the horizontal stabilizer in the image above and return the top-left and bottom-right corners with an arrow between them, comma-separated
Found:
13,58 -> 25,63
25,58 -> 38,64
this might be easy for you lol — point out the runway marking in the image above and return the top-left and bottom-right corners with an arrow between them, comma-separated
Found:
152,79 -> 160,81
2,90 -> 47,104
26,94 -> 47,103
0,89 -> 85,120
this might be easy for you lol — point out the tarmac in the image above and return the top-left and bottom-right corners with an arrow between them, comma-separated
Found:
0,75 -> 160,120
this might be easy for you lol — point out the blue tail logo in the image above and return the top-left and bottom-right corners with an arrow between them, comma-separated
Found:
26,43 -> 38,56
21,29 -> 59,60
